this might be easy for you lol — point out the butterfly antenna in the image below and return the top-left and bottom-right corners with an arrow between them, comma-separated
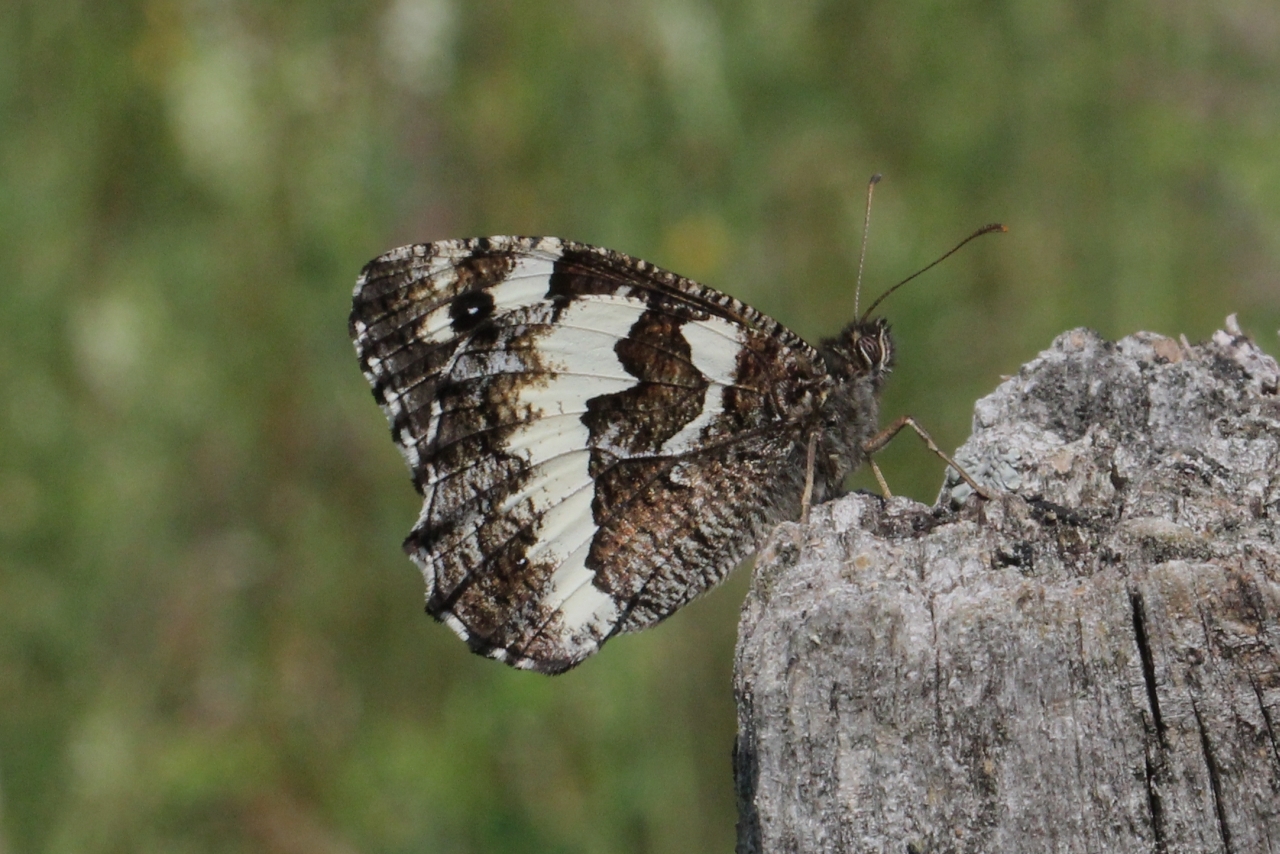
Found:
853,173 -> 882,318
860,222 -> 1007,322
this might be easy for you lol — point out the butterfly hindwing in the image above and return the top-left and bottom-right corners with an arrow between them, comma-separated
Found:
351,237 -> 831,672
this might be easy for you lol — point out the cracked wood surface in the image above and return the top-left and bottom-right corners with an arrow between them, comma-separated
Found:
734,321 -> 1280,853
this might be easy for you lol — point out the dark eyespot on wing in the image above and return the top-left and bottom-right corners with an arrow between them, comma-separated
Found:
448,289 -> 496,334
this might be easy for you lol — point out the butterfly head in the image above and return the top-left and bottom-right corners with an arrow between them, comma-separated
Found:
823,316 -> 894,387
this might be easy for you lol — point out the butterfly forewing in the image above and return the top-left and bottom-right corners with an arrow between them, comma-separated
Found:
351,237 -> 831,672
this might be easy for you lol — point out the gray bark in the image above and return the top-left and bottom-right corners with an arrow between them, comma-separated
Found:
734,319 -> 1280,854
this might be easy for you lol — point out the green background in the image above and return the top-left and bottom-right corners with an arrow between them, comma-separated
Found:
3,1 -> 1279,851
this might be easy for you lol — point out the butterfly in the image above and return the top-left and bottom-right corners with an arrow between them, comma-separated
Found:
350,231 -> 997,673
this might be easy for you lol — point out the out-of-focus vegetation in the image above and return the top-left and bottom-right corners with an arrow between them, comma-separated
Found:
2,0 -> 1278,851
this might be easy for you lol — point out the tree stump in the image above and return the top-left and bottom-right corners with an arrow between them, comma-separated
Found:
734,319 -> 1280,854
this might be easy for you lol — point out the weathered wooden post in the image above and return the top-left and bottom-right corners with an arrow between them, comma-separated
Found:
735,320 -> 1280,853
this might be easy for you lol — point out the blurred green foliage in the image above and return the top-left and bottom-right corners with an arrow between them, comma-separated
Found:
2,0 -> 1278,851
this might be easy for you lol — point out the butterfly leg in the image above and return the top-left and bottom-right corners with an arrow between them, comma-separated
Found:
862,415 -> 993,500
800,431 -> 819,524
869,459 -> 894,498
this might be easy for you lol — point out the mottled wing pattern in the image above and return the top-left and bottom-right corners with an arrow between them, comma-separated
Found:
350,237 -> 830,672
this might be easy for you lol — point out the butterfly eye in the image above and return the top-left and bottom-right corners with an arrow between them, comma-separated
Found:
857,334 -> 884,368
